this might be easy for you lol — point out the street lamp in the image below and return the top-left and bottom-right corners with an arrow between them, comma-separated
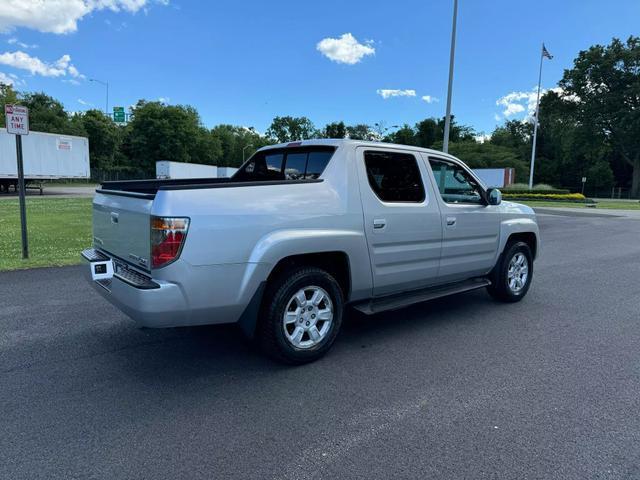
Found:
442,0 -> 458,153
242,144 -> 254,163
89,78 -> 109,117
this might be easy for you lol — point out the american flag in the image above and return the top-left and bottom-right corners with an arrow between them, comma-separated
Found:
542,44 -> 553,59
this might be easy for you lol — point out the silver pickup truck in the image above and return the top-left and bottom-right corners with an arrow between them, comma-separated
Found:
83,139 -> 540,363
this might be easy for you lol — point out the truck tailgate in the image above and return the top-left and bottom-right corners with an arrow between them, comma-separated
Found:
92,192 -> 153,270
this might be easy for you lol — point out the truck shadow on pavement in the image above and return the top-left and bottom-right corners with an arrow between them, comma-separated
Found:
110,288 -> 501,382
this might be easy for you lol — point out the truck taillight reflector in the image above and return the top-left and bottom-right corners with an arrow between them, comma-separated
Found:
150,217 -> 189,269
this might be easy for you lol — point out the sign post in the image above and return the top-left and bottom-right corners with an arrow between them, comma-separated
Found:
581,176 -> 587,196
5,104 -> 29,259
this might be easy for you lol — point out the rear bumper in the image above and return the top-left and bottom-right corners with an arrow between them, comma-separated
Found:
81,248 -> 269,329
82,249 -> 189,327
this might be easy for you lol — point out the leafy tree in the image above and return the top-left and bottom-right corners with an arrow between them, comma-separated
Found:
346,124 -> 375,140
266,116 -> 317,142
20,92 -> 85,135
559,36 -> 640,197
0,83 -> 19,128
386,124 -> 417,145
210,124 -> 272,167
586,160 -> 615,193
415,118 -> 439,148
123,100 -> 217,174
77,109 -> 123,171
322,121 -> 347,138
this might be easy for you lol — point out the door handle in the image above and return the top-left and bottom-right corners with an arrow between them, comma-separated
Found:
446,216 -> 456,227
373,219 -> 387,229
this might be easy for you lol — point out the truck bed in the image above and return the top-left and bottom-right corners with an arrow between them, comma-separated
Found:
99,177 -> 322,196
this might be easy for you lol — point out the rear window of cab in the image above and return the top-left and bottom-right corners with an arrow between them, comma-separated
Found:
234,146 -> 335,182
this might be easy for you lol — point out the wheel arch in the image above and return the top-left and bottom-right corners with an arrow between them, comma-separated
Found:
238,244 -> 354,339
497,219 -> 540,261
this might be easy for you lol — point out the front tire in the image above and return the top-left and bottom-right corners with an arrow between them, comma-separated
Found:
487,241 -> 533,302
258,267 -> 344,364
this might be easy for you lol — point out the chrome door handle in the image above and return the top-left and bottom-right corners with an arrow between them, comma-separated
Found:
446,216 -> 456,226
373,219 -> 387,229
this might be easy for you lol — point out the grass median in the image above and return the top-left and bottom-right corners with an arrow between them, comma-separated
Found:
0,197 -> 92,271
520,200 -> 640,210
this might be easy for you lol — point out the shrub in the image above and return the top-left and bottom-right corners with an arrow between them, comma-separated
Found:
501,188 -> 570,195
532,183 -> 554,190
503,183 -> 530,190
502,193 -> 587,201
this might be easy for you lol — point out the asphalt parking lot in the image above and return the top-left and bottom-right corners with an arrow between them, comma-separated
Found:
1,213 -> 639,479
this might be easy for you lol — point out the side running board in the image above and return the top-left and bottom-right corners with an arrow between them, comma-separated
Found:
353,278 -> 491,315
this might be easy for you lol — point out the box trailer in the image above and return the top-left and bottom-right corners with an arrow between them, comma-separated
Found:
0,128 -> 90,193
156,161 -> 218,179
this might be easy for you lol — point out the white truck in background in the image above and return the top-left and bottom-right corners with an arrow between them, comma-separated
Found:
0,128 -> 90,193
156,161 -> 238,179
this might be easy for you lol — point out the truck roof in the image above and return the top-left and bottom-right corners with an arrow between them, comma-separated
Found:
259,138 -> 458,160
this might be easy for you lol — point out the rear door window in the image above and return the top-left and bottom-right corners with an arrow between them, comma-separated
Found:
305,151 -> 333,179
364,150 -> 425,202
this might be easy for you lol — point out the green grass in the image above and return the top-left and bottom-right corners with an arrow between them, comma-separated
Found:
520,200 -> 640,210
0,198 -> 92,271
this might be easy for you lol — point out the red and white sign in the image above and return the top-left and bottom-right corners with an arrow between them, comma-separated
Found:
5,104 -> 29,135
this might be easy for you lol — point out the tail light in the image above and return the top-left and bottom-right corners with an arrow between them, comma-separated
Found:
150,217 -> 189,269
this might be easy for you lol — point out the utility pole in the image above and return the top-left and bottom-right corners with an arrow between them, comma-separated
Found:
442,0 -> 458,153
89,78 -> 109,117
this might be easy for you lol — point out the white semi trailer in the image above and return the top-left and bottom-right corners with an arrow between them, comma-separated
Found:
156,161 -> 238,179
0,128 -> 90,193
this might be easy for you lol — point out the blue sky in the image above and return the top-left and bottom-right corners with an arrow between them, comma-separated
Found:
1,0 -> 639,135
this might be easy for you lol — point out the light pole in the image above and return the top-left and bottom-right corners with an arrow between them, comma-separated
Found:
242,144 -> 254,163
442,0 -> 458,153
89,78 -> 109,117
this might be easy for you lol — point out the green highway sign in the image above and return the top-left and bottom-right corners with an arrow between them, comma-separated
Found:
113,106 -> 126,123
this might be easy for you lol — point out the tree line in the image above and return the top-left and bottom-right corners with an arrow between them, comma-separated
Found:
0,36 -> 637,196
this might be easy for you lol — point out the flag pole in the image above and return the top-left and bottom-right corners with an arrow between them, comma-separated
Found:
528,43 -> 545,189
442,0 -> 458,154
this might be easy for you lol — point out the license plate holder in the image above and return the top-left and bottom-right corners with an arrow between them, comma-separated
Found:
91,260 -> 114,281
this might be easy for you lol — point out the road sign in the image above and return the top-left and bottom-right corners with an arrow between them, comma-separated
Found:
5,104 -> 29,135
113,106 -> 125,123
581,177 -> 587,183
4,104 -> 29,258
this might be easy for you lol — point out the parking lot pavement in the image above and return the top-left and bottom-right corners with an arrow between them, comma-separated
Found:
1,213 -> 639,479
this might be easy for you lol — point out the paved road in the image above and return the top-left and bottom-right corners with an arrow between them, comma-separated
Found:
2,213 -> 639,479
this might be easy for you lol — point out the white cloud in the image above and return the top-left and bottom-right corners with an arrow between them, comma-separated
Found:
158,96 -> 170,103
7,37 -> 37,49
0,71 -> 17,85
377,89 -> 416,99
316,33 -> 375,65
421,95 -> 439,104
77,98 -> 93,106
0,51 -> 83,79
0,0 -> 168,35
495,86 -> 578,121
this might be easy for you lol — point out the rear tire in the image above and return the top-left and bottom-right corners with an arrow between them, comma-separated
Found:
487,241 -> 533,302
258,267 -> 344,364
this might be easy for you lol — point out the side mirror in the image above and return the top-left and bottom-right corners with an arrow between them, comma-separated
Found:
487,188 -> 502,206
